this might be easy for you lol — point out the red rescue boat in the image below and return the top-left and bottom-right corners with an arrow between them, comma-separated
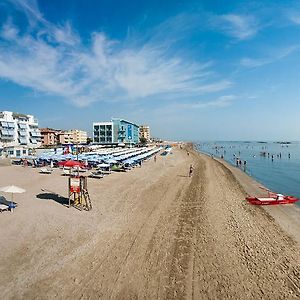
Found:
246,187 -> 299,205
246,195 -> 299,205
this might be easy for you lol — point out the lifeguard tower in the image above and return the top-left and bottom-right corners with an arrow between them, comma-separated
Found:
68,175 -> 92,211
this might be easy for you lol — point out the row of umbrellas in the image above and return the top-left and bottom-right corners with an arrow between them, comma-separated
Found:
37,146 -> 161,165
0,148 -> 162,204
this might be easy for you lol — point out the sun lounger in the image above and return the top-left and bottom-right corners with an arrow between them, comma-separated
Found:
0,204 -> 10,212
96,169 -> 111,175
0,196 -> 17,207
88,172 -> 104,179
61,169 -> 72,176
39,167 -> 52,174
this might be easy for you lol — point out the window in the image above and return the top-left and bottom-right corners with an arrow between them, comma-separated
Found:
16,150 -> 21,157
23,150 -> 27,154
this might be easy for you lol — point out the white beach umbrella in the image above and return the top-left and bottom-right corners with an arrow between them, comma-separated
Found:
0,185 -> 26,202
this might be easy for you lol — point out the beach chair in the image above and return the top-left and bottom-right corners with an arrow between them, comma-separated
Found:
61,169 -> 72,176
39,167 -> 52,174
0,195 -> 17,208
88,171 -> 104,179
0,204 -> 10,212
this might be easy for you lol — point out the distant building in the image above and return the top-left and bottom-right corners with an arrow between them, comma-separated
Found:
40,128 -> 58,146
57,131 -> 74,145
139,125 -> 151,142
40,128 -> 88,146
93,118 -> 139,145
0,111 -> 41,157
93,122 -> 113,144
70,129 -> 88,144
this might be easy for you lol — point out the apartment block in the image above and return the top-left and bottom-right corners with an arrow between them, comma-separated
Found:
139,125 -> 151,142
0,111 -> 41,148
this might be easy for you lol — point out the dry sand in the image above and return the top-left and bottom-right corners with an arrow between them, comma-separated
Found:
0,146 -> 299,299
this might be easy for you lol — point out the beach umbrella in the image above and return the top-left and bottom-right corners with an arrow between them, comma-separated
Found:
63,160 -> 85,168
0,185 -> 25,202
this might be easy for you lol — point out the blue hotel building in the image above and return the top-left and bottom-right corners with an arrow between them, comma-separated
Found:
93,118 -> 139,145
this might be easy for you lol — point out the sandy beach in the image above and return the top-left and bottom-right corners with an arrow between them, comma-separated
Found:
0,146 -> 299,299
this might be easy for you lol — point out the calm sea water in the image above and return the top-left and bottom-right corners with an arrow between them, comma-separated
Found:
196,141 -> 300,207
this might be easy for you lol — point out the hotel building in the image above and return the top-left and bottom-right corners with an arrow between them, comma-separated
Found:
70,129 -> 88,144
139,125 -> 151,142
93,118 -> 139,145
0,111 -> 42,157
40,129 -> 88,146
40,128 -> 58,146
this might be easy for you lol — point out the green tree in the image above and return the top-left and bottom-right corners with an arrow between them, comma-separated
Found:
140,137 -> 147,145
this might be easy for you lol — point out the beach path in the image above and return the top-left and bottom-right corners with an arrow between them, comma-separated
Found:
0,147 -> 299,299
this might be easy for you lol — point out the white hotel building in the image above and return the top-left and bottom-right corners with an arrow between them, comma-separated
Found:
0,111 -> 42,157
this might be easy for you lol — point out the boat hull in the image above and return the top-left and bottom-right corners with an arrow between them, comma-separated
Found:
246,196 -> 299,205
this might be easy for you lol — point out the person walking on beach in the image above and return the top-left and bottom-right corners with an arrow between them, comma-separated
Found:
189,164 -> 194,177
154,155 -> 157,163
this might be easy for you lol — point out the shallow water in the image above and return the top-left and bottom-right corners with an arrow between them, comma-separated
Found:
196,141 -> 300,207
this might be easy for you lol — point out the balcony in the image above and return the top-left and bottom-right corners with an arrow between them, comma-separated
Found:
1,129 -> 14,136
1,121 -> 15,129
18,131 -> 26,137
30,131 -> 42,138
18,138 -> 27,145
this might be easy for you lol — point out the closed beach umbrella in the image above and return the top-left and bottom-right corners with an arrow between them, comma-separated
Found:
0,185 -> 26,202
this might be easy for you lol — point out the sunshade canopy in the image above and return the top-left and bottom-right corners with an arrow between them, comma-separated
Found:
0,185 -> 26,193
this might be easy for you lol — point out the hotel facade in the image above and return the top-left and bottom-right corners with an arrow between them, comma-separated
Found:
40,129 -> 88,146
0,111 -> 42,157
139,125 -> 151,142
93,118 -> 139,145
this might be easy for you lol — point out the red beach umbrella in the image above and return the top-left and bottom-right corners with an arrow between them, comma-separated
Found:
61,160 -> 85,168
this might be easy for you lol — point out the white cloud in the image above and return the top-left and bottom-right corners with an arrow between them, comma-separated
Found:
213,14 -> 259,40
240,45 -> 300,68
0,1 -> 232,107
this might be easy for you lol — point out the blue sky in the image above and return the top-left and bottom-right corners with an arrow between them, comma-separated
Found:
0,0 -> 300,141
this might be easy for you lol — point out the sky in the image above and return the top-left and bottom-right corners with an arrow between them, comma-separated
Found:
0,0 -> 300,141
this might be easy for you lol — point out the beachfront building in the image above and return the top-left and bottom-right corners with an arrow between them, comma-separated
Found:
57,131 -> 74,145
40,128 -> 88,146
40,128 -> 58,146
93,122 -> 113,144
70,129 -> 88,144
139,125 -> 151,142
93,118 -> 139,145
0,111 -> 42,157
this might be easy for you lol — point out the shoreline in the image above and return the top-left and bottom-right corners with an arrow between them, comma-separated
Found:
196,148 -> 300,244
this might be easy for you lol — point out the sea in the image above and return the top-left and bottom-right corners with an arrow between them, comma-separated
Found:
196,141 -> 300,208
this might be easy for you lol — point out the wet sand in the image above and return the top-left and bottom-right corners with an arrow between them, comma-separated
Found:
0,146 -> 299,299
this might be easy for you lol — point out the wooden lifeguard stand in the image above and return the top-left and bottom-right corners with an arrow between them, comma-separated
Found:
68,175 -> 92,211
